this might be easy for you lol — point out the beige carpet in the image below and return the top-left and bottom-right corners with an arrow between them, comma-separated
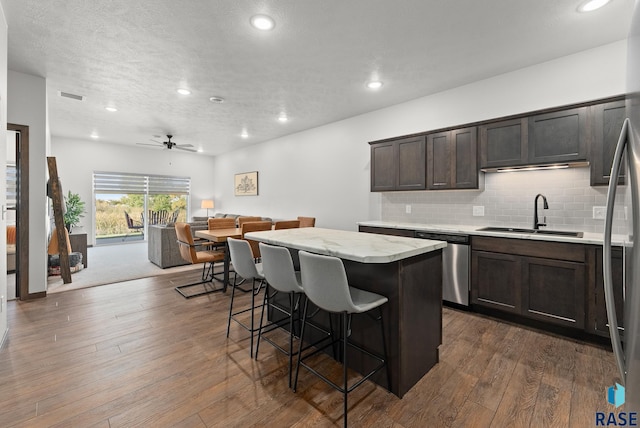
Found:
47,242 -> 202,293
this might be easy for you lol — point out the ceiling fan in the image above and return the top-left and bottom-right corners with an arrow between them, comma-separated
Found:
137,134 -> 197,152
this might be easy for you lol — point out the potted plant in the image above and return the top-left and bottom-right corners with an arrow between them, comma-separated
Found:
63,191 -> 86,233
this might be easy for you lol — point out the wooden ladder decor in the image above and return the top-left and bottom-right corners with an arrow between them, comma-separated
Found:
47,157 -> 72,284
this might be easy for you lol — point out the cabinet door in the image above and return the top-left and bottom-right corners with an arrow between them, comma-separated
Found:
590,100 -> 627,186
522,257 -> 585,329
479,118 -> 528,169
592,247 -> 624,337
396,136 -> 427,190
452,127 -> 478,189
427,131 -> 452,189
471,250 -> 522,314
528,107 -> 588,164
371,142 -> 396,192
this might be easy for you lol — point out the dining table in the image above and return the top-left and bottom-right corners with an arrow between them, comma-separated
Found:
195,227 -> 242,288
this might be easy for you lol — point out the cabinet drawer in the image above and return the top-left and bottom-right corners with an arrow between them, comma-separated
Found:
471,236 -> 585,262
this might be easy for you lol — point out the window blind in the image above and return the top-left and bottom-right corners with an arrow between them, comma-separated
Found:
93,172 -> 190,195
6,163 -> 16,207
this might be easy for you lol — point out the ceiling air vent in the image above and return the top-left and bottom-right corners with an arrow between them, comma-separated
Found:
58,91 -> 84,101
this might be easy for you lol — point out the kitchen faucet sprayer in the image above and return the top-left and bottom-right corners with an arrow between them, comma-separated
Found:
533,193 -> 548,230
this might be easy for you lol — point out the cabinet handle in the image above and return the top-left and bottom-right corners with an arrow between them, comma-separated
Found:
604,117 -> 629,384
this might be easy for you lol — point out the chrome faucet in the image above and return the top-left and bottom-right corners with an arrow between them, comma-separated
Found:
533,193 -> 549,230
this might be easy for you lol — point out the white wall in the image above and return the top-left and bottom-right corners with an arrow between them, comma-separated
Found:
7,71 -> 48,295
50,138 -> 217,245
210,41 -> 627,231
0,0 -> 7,344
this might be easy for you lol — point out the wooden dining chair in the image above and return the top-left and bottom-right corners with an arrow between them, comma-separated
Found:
274,220 -> 300,230
208,217 -> 236,230
241,220 -> 272,259
297,216 -> 316,227
237,216 -> 262,228
174,222 -> 226,298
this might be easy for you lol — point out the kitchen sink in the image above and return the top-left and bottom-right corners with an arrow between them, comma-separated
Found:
476,226 -> 584,238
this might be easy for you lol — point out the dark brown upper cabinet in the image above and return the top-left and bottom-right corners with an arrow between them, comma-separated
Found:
370,135 -> 426,192
479,118 -> 528,169
528,107 -> 589,164
427,127 -> 478,190
590,100 -> 627,186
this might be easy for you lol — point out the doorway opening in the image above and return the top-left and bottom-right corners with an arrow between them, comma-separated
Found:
7,124 -> 29,300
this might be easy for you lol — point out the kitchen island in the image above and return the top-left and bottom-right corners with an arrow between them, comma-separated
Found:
244,227 -> 446,397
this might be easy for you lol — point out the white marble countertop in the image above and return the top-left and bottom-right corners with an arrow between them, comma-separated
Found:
244,227 -> 447,263
357,221 -> 629,246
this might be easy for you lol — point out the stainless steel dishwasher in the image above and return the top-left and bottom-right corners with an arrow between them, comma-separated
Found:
414,231 -> 470,306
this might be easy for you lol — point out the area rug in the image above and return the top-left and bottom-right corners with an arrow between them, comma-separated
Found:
47,242 -> 202,293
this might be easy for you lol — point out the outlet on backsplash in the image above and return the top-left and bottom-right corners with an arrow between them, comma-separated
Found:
473,206 -> 485,217
405,204 -> 411,214
593,206 -> 606,220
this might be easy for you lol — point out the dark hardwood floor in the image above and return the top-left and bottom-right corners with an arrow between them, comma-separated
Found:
0,270 -> 621,427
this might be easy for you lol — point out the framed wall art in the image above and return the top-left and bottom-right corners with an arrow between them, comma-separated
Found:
234,171 -> 258,196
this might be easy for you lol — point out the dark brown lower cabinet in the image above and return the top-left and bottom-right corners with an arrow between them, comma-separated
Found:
522,257 -> 585,329
471,236 -> 586,330
471,251 -> 521,314
590,246 -> 624,337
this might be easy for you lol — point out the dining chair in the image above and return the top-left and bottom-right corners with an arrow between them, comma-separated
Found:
274,220 -> 300,230
241,220 -> 272,259
174,222 -> 226,298
227,237 -> 266,357
294,250 -> 389,428
237,216 -> 262,228
208,217 -> 236,230
297,216 -> 316,227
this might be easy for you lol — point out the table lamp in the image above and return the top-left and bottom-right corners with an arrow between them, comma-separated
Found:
201,199 -> 214,217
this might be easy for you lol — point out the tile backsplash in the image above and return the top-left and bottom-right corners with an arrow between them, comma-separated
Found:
381,167 -> 628,235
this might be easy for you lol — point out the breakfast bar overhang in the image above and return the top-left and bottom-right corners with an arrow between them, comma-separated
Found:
244,227 -> 446,398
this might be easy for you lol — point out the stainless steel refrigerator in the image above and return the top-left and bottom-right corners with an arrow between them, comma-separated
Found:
604,0 -> 640,413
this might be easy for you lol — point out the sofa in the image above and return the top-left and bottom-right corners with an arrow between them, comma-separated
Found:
147,214 -> 272,268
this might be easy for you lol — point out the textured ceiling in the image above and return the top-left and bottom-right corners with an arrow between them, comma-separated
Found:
3,0 -> 635,156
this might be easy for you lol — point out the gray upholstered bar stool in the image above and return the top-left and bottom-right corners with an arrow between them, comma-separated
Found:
294,250 -> 389,428
256,242 -> 333,387
226,237 -> 265,358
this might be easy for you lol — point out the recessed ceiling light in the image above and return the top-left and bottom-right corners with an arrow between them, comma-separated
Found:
209,96 -> 225,104
90,133 -> 99,139
578,0 -> 610,12
278,113 -> 288,123
250,15 -> 275,31
177,88 -> 191,95
197,148 -> 204,153
241,130 -> 249,139
105,106 -> 117,112
367,80 -> 383,90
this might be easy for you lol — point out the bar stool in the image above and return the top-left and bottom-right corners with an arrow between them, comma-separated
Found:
226,237 -> 265,358
294,250 -> 389,428
255,243 -> 332,388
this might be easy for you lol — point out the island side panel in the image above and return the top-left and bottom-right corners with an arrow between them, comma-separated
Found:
398,249 -> 442,396
343,249 -> 443,398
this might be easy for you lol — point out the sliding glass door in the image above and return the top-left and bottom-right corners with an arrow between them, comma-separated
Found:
93,172 -> 190,245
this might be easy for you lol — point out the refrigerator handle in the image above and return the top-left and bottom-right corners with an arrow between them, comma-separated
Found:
604,117 -> 630,384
